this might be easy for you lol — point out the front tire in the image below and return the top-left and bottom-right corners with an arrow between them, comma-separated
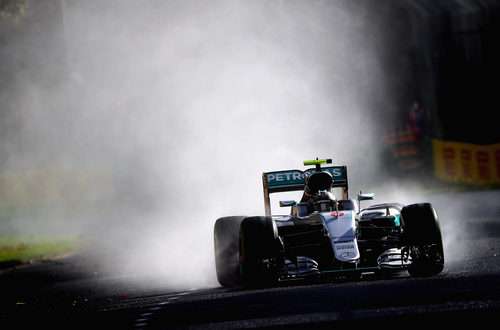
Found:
214,216 -> 245,287
402,203 -> 444,276
239,216 -> 281,286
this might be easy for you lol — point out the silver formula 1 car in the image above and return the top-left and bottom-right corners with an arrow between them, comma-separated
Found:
214,159 -> 444,287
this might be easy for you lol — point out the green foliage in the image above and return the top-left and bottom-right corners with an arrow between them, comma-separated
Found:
0,235 -> 82,267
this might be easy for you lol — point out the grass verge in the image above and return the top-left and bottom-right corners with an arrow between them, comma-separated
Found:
0,235 -> 83,269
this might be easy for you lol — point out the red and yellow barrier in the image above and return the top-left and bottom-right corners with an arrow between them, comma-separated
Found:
432,139 -> 500,184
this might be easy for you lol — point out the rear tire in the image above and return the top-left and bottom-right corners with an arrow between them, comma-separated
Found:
214,216 -> 245,287
402,203 -> 444,276
239,216 -> 281,286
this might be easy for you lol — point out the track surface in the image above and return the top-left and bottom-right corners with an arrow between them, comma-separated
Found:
1,190 -> 500,328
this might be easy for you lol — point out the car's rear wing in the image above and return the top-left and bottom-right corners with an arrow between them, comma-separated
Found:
262,166 -> 348,215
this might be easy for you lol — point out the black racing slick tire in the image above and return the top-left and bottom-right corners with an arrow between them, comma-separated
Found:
239,216 -> 281,286
402,203 -> 444,277
214,216 -> 245,287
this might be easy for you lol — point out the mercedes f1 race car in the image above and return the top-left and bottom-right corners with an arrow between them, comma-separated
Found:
214,159 -> 444,287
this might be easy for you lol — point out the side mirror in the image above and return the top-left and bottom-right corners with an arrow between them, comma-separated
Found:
357,192 -> 374,212
357,193 -> 375,201
279,200 -> 297,207
280,200 -> 299,217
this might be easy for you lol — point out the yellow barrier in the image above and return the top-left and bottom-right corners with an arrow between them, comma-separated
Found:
432,139 -> 500,184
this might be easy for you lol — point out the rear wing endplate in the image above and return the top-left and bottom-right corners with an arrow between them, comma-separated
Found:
262,166 -> 348,215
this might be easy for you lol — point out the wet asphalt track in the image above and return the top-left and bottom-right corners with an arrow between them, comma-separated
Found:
1,190 -> 500,328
